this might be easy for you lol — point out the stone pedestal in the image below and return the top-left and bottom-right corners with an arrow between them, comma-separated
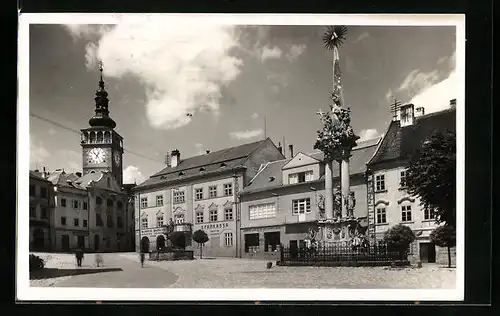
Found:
317,217 -> 365,245
324,160 -> 334,219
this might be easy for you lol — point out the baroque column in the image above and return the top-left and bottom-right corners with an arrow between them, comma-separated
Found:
314,26 -> 359,223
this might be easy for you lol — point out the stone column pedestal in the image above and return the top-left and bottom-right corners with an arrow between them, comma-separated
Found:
324,160 -> 334,219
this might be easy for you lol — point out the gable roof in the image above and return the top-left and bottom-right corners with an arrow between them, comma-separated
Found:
135,138 -> 273,190
153,138 -> 268,177
47,170 -> 86,190
29,170 -> 49,182
241,137 -> 380,194
282,152 -> 321,170
75,171 -> 104,188
368,108 -> 456,166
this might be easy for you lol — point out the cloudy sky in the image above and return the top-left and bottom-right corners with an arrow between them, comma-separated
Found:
28,22 -> 457,184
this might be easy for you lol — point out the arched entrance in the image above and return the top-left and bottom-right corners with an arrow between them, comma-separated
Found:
141,236 -> 150,253
94,234 -> 100,251
156,235 -> 166,250
33,229 -> 44,249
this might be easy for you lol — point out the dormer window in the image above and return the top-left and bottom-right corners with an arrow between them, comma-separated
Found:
200,167 -> 206,172
178,171 -> 184,176
288,170 -> 313,184
269,176 -> 275,182
220,162 -> 227,168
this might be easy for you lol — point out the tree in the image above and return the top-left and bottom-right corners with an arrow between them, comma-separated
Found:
405,130 -> 456,227
169,231 -> 186,250
383,224 -> 416,260
192,229 -> 209,259
430,225 -> 456,268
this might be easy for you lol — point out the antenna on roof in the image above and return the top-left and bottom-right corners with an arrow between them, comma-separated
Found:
389,98 -> 402,121
264,116 -> 267,140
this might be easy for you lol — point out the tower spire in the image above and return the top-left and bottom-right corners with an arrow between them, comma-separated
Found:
98,60 -> 105,91
88,60 -> 116,129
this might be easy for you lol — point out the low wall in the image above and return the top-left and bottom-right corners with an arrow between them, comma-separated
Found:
148,250 -> 194,261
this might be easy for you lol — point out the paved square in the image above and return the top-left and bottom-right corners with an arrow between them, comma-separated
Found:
30,252 -> 456,289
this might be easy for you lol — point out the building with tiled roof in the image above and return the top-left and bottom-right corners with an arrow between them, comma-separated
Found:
366,101 -> 456,265
29,169 -> 54,251
28,67 -> 135,253
44,168 -> 132,253
238,137 -> 380,259
132,138 -> 285,257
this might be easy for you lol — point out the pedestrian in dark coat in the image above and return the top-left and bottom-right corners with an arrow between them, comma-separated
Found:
75,248 -> 84,267
140,252 -> 145,268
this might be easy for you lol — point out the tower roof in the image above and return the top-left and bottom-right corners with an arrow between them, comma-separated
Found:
88,62 -> 116,129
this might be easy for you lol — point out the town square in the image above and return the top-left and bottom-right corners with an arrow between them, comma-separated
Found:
22,15 -> 461,296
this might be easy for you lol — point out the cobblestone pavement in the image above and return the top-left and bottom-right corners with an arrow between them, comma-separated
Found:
32,252 -> 178,288
118,254 -> 456,289
31,253 -> 456,289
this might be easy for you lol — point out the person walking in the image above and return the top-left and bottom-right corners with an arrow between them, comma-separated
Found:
75,248 -> 84,267
140,252 -> 145,268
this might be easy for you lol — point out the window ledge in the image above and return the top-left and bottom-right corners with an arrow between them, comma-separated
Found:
398,187 -> 408,191
375,222 -> 389,226
400,221 -> 414,224
374,189 -> 388,194
422,219 -> 437,223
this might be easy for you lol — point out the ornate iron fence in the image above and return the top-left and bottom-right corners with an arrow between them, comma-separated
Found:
278,243 -> 408,266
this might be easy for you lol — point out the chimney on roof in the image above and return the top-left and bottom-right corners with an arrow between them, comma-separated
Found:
288,144 -> 294,158
75,172 -> 82,178
450,99 -> 456,108
398,103 -> 415,127
277,142 -> 282,155
164,152 -> 171,167
171,149 -> 180,168
415,106 -> 425,118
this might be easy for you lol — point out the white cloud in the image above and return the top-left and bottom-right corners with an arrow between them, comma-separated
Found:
407,51 -> 457,114
30,139 -> 50,168
64,24 -> 111,42
251,112 -> 259,119
229,129 -> 263,140
437,56 -> 448,65
409,70 -> 457,114
352,32 -> 369,44
68,22 -> 243,130
260,46 -> 283,61
123,165 -> 146,185
358,129 -> 380,141
385,88 -> 394,102
56,149 -> 81,173
285,44 -> 306,62
397,69 -> 440,97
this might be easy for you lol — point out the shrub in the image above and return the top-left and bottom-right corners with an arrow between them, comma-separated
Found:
430,225 -> 456,268
192,230 -> 209,259
29,254 -> 45,271
383,224 -> 416,260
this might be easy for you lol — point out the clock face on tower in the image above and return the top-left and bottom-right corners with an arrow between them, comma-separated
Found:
114,152 -> 121,166
87,148 -> 106,164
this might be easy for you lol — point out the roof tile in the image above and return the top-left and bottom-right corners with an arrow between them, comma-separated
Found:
369,108 -> 455,165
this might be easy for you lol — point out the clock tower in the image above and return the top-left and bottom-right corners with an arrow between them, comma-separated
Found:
80,63 -> 124,187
